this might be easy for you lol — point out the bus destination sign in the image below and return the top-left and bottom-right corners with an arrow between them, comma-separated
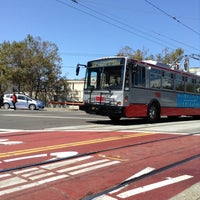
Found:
88,58 -> 125,68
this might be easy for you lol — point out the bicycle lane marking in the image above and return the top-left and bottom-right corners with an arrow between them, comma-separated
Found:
0,155 -> 120,197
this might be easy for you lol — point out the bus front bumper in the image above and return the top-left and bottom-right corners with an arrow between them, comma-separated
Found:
79,103 -> 126,117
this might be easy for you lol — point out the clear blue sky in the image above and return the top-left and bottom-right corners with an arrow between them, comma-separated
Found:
1,0 -> 200,79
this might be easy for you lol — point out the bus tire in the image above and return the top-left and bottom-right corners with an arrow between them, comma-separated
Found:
147,103 -> 160,123
109,116 -> 121,122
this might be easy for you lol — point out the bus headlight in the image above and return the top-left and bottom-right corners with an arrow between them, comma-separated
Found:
111,101 -> 121,106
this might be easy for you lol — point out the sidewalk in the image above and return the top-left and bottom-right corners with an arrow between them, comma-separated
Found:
170,182 -> 200,200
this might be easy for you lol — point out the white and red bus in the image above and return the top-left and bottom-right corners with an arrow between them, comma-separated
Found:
76,56 -> 200,122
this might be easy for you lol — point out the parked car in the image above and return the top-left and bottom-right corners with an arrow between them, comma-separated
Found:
3,93 -> 45,110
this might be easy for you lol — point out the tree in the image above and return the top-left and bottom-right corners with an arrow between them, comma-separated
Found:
117,46 -> 135,57
0,41 -> 15,92
156,48 -> 184,64
21,35 -> 63,99
0,35 -> 65,102
117,46 -> 184,65
117,46 -> 155,60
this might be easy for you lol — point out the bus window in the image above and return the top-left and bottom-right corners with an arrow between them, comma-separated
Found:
196,78 -> 200,93
162,72 -> 174,90
84,68 -> 101,90
132,66 -> 146,87
101,66 -> 123,90
150,69 -> 161,89
196,86 -> 200,93
186,77 -> 195,93
175,74 -> 184,91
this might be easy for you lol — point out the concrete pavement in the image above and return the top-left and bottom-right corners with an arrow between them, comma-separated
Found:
170,182 -> 200,200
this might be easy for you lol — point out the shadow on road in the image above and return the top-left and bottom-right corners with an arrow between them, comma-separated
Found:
87,116 -> 200,126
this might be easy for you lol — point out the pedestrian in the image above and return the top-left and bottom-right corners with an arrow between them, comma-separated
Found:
0,91 -> 3,108
12,92 -> 17,110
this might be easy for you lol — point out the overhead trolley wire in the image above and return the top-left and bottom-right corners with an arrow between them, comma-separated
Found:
145,0 -> 200,37
56,0 -> 200,54
79,0 -> 200,52
56,0 -> 171,49
70,0 -> 200,52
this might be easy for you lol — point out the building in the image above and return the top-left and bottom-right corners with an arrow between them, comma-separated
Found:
67,80 -> 84,102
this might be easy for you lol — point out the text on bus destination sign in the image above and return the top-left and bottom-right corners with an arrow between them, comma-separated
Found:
89,58 -> 124,67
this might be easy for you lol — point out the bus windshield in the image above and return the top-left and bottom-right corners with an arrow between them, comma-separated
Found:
84,58 -> 125,90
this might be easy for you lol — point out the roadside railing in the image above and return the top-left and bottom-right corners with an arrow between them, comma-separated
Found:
47,101 -> 83,110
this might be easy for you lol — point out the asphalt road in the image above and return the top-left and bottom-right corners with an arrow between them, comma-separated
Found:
1,108 -> 200,133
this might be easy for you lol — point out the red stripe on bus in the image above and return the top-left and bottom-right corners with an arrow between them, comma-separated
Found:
125,104 -> 200,118
161,107 -> 200,116
125,104 -> 148,117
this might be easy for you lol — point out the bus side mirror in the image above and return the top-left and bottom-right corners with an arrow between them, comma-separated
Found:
76,63 -> 87,76
76,64 -> 80,76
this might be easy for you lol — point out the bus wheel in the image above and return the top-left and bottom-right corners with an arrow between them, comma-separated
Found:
147,104 -> 160,123
109,116 -> 121,122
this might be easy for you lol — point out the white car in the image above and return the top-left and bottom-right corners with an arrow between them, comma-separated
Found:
3,93 -> 45,110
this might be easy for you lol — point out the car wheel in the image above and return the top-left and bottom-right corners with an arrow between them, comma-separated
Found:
29,104 -> 36,110
4,103 -> 10,110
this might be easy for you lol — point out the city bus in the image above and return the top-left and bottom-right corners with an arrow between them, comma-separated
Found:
76,56 -> 200,122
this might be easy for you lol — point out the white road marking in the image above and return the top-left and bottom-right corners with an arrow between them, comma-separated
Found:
0,177 -> 27,189
0,129 -> 22,134
0,156 -> 121,197
0,174 -> 11,178
0,139 -> 22,145
93,195 -> 117,200
3,151 -> 79,163
2,114 -> 99,121
29,172 -> 55,180
95,167 -> 156,199
0,174 -> 68,196
4,154 -> 47,162
45,124 -> 112,131
41,155 -> 92,170
57,159 -> 110,173
0,139 -> 8,142
110,167 -> 155,194
49,151 -> 78,160
69,160 -> 120,175
13,167 -> 39,174
22,169 -> 46,177
117,175 -> 193,198
0,127 -> 198,136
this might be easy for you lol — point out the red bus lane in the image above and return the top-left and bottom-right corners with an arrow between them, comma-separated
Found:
0,130 -> 199,200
